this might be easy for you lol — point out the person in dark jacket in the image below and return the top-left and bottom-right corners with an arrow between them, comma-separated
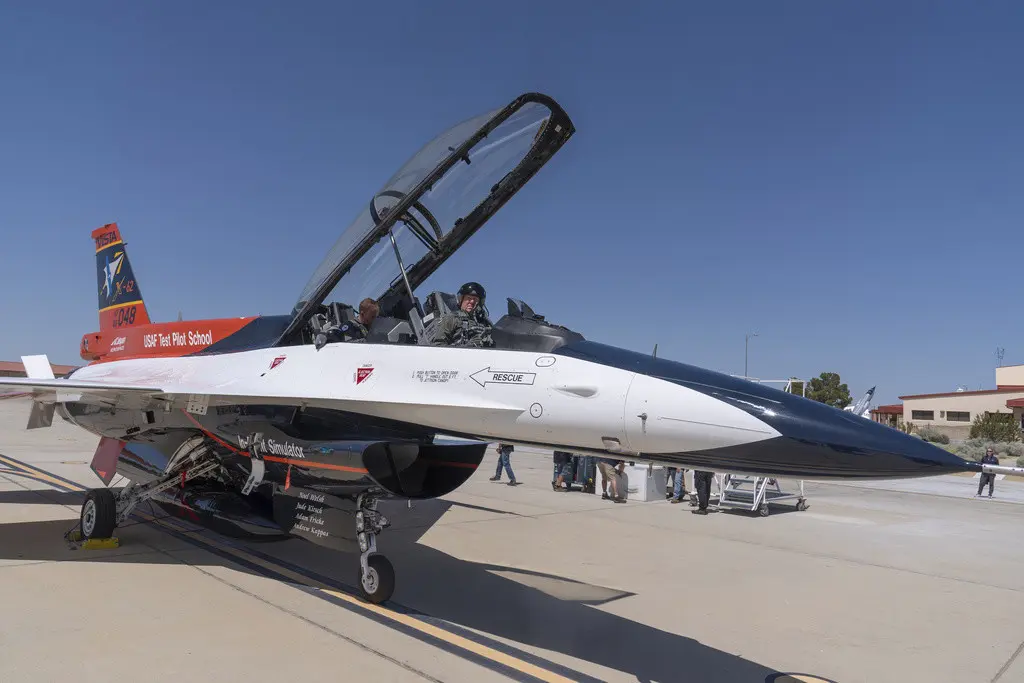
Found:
693,470 -> 714,514
978,448 -> 999,497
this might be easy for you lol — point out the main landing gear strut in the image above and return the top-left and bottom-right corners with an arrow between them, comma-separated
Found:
78,461 -> 220,542
356,492 -> 394,604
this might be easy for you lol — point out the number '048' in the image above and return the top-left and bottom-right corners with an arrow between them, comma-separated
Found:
113,306 -> 136,327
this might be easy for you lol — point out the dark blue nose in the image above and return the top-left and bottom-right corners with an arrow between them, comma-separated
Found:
688,378 -> 975,478
697,400 -> 976,479
556,341 -> 977,479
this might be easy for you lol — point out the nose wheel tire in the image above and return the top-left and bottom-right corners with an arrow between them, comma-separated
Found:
81,489 -> 117,539
359,554 -> 395,604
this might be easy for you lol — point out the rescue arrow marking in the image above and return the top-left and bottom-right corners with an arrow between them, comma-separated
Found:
470,367 -> 537,387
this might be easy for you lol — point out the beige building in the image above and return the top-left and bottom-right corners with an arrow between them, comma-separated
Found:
895,364 -> 1024,440
0,360 -> 77,378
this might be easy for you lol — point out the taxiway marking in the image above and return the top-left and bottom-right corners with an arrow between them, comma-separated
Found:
0,452 -> 596,683
318,587 -> 576,683
0,454 -> 76,492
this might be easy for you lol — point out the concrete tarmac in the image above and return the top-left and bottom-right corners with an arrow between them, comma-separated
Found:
0,398 -> 1022,683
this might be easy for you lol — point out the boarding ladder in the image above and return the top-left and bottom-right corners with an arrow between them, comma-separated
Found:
714,378 -> 810,516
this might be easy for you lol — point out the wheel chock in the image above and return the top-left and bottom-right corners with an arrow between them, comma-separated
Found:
64,527 -> 120,550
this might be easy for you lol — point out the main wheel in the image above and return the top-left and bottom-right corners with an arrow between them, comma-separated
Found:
758,502 -> 770,517
359,555 -> 395,605
796,499 -> 809,511
81,489 -> 117,539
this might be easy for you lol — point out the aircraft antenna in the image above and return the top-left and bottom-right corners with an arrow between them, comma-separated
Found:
652,343 -> 658,358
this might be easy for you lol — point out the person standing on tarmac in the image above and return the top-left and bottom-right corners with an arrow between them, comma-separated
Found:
978,448 -> 999,497
669,467 -> 689,504
429,282 -> 494,348
693,470 -> 714,515
490,443 -> 518,486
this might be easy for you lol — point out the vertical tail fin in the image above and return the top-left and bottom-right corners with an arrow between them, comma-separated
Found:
92,223 -> 151,330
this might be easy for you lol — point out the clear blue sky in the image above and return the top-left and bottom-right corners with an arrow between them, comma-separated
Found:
2,2 -> 1023,404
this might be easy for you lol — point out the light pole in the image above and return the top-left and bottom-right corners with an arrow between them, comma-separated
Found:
745,332 -> 758,379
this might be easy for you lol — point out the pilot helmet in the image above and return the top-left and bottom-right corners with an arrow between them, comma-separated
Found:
457,281 -> 486,306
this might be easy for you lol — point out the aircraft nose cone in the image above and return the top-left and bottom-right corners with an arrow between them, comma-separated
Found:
552,341 -> 977,480
708,388 -> 977,479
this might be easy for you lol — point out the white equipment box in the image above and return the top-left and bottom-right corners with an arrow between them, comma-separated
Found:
624,465 -> 667,502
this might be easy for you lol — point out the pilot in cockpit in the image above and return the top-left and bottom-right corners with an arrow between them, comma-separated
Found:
429,282 -> 494,348
314,297 -> 379,349
340,298 -> 380,341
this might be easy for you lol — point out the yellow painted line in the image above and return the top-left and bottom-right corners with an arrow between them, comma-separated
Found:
98,300 -> 140,313
0,469 -> 70,488
132,510 -> 576,683
319,587 -> 576,683
0,454 -> 80,491
4,459 -> 579,682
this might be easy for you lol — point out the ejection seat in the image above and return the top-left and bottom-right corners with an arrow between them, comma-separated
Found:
311,302 -> 360,348
420,291 -> 459,342
406,291 -> 586,351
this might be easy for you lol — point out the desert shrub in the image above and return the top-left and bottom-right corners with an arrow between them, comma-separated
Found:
956,439 -> 1022,462
917,426 -> 950,444
956,442 -> 986,461
969,412 -> 1021,442
1018,456 -> 1024,467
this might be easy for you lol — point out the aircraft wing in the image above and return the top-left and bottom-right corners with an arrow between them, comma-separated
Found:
0,376 -> 166,429
2,355 -> 166,429
0,376 -> 164,397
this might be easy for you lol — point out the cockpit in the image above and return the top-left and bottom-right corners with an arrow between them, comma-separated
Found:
275,93 -> 584,354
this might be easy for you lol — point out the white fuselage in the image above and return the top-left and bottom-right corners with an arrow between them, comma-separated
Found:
69,342 -> 781,460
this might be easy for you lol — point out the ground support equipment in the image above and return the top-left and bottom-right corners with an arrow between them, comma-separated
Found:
715,474 -> 808,516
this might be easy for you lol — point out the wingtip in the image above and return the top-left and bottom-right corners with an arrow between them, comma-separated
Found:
20,354 -> 55,380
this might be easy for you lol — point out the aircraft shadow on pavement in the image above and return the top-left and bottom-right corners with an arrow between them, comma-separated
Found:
0,489 -> 778,683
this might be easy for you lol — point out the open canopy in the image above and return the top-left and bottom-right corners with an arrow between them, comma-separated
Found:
278,92 -> 574,344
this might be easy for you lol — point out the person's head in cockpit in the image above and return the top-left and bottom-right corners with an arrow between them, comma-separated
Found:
357,298 -> 380,328
457,282 -> 486,316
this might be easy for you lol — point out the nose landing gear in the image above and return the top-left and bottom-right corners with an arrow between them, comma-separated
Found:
355,492 -> 394,604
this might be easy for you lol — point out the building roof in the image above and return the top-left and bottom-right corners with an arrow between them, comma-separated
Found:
899,386 -> 1024,400
0,360 -> 78,375
871,404 -> 904,414
1006,398 -> 1024,408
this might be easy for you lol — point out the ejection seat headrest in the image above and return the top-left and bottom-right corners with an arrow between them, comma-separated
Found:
425,291 -> 459,318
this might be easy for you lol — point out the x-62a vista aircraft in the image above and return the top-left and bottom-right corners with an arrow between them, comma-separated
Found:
1,93 -> 992,604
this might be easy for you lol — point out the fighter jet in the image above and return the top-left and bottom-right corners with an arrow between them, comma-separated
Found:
0,92 -> 1004,604
844,386 -> 876,418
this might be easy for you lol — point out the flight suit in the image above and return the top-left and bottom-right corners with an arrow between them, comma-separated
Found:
429,310 -> 494,348
314,318 -> 369,349
336,319 -> 369,342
